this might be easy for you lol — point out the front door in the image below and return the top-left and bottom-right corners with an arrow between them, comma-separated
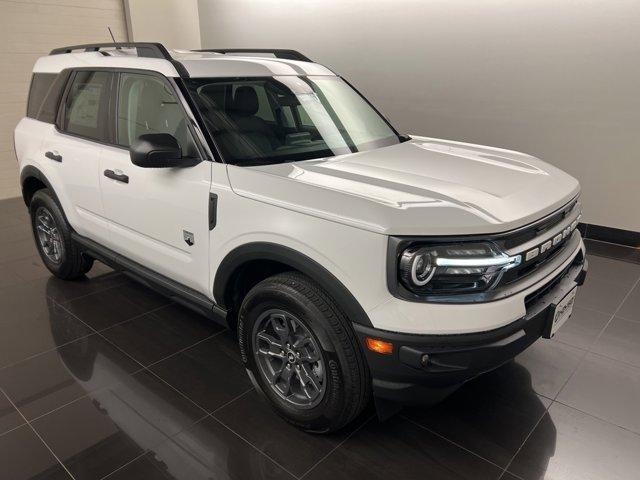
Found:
99,71 -> 212,294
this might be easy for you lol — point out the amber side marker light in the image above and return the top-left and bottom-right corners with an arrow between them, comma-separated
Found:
366,337 -> 394,355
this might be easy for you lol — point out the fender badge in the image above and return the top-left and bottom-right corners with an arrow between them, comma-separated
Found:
183,230 -> 194,246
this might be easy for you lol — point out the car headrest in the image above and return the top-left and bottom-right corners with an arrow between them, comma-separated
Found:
231,86 -> 259,117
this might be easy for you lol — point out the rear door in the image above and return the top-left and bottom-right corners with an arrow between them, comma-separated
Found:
99,71 -> 212,294
40,70 -> 114,242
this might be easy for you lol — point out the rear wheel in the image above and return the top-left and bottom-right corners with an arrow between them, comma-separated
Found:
30,189 -> 93,279
238,271 -> 370,433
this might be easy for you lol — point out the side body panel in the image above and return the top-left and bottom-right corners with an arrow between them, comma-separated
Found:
41,128 -> 110,242
15,118 -> 109,243
209,163 -> 390,316
99,144 -> 213,294
15,117 -> 49,190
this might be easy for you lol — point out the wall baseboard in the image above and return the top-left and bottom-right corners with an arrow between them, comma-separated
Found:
579,222 -> 640,248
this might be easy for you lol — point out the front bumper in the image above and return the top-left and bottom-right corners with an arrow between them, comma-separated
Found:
354,249 -> 588,405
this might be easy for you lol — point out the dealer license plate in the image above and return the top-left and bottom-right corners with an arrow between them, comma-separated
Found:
548,287 -> 577,337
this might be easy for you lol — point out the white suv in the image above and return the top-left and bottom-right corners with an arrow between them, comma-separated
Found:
14,43 -> 587,433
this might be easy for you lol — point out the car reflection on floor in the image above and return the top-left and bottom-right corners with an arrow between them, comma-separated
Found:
46,275 -> 557,480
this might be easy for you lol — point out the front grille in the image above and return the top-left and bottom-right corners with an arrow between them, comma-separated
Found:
524,249 -> 584,309
493,198 -> 581,290
501,236 -> 569,285
502,198 -> 578,249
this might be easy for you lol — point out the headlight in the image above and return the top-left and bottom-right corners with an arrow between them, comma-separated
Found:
399,242 -> 521,295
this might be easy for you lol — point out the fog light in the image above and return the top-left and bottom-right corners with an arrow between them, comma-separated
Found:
366,337 -> 393,355
421,354 -> 430,366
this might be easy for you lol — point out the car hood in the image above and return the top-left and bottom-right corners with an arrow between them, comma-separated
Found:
227,136 -> 581,235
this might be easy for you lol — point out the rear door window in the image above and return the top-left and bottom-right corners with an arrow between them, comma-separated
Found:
62,71 -> 112,142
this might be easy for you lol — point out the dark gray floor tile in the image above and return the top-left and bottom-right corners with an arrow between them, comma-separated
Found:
0,389 -> 25,436
0,237 -> 39,263
204,329 -> 244,364
509,403 -> 640,480
0,290 -> 93,369
214,389 -> 370,477
585,254 -> 640,287
556,352 -> 640,434
617,283 -> 640,322
585,239 -> 640,265
552,305 -> 611,350
304,416 -> 502,480
4,255 -> 51,282
31,395 -> 146,480
404,361 -> 551,468
63,281 -> 169,331
101,303 -> 222,367
0,334 -> 140,421
0,197 -> 27,214
0,424 -> 72,479
150,335 -> 251,413
97,369 -> 208,436
104,452 -> 171,479
42,271 -> 127,306
512,339 -> 585,399
31,369 -> 205,480
0,261 -> 124,307
0,262 -> 24,288
145,415 -> 296,480
0,221 -> 32,244
0,211 -> 29,231
574,275 -> 631,314
591,316 -> 640,368
499,474 -> 521,480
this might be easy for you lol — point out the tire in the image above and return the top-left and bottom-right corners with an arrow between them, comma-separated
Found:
30,189 -> 93,280
238,271 -> 370,433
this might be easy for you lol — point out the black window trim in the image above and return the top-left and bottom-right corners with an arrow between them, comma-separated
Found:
53,67 -> 210,162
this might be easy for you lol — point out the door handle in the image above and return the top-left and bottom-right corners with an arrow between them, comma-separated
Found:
103,169 -> 129,184
45,151 -> 62,162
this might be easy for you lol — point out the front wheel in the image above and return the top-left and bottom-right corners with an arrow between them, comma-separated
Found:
238,272 -> 370,433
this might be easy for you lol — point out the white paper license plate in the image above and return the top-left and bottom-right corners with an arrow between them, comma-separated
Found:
549,287 -> 577,337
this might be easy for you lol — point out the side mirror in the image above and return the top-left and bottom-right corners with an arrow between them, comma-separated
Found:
130,133 -> 189,168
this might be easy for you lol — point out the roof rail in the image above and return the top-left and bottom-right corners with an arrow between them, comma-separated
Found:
49,42 -> 190,77
195,49 -> 312,63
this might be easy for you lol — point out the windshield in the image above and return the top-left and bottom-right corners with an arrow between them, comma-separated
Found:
184,76 -> 403,166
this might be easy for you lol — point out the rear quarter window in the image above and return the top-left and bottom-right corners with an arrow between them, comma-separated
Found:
26,73 -> 56,119
26,71 -> 71,124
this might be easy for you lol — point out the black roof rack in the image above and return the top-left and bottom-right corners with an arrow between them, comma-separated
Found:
195,49 -> 312,63
49,42 -> 189,78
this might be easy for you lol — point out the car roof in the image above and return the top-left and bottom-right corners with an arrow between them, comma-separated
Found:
32,48 -> 335,78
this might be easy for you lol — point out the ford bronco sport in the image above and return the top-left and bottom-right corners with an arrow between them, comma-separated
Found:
14,43 -> 587,433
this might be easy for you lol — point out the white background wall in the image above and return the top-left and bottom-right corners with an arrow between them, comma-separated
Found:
0,0 -> 128,199
198,0 -> 640,232
124,0 -> 201,49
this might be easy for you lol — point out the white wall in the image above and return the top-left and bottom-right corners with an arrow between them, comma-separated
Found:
198,0 -> 640,232
0,0 -> 128,200
124,0 -> 200,49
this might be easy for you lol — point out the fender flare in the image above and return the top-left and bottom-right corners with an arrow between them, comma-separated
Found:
20,165 -> 58,206
213,242 -> 373,327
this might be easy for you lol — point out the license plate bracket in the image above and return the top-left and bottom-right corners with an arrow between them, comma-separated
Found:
543,286 -> 577,339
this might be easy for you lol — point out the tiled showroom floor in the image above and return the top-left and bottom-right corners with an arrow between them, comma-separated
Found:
1,196 -> 639,480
